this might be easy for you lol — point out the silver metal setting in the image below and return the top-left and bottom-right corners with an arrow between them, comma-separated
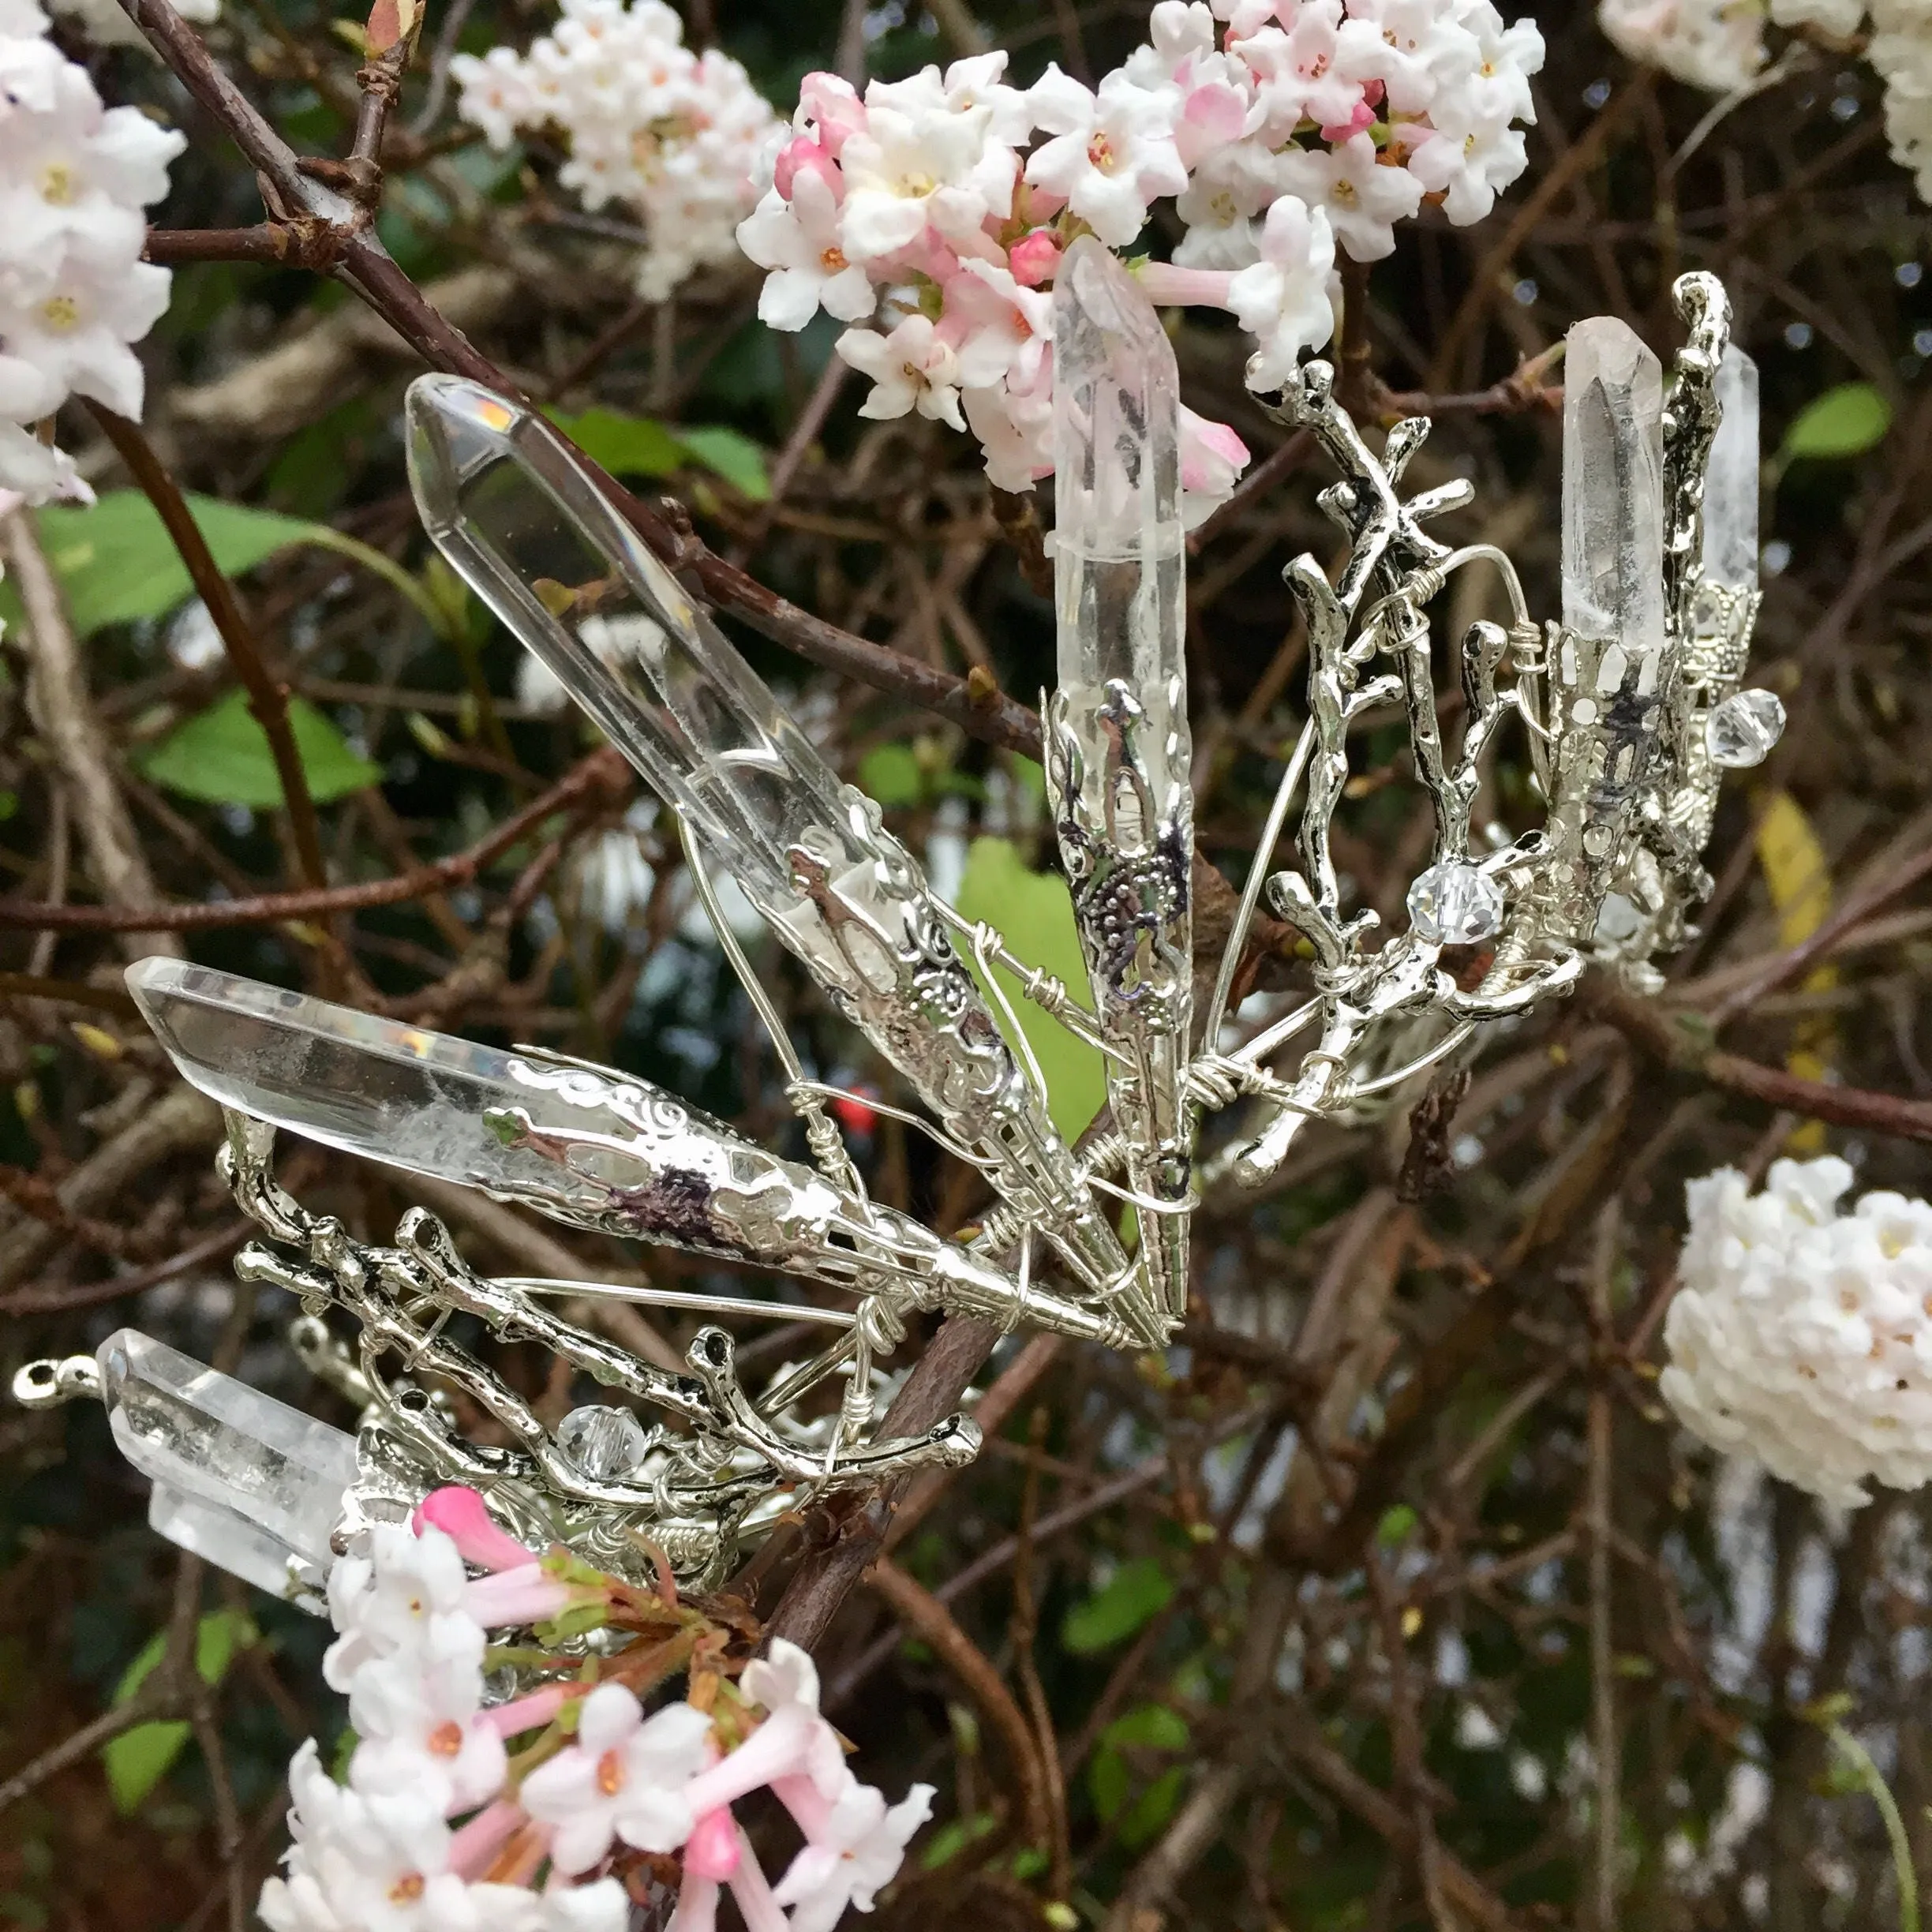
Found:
23,271 -> 1766,1599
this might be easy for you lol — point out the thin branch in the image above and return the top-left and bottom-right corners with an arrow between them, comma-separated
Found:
85,402 -> 329,896
0,747 -> 627,932
865,1556 -> 1056,1855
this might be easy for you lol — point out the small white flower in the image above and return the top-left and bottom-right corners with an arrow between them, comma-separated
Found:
963,358 -> 1055,492
1275,129 -> 1422,260
347,1649 -> 507,1818
836,313 -> 968,430
324,1523 -> 485,1690
769,1778 -> 936,1932
1237,1 -> 1367,138
943,256 -> 1053,388
518,1683 -> 713,1874
736,177 -> 875,332
837,92 -> 1016,260
260,1740 -> 531,1932
1025,63 -> 1189,246
1226,191 -> 1338,387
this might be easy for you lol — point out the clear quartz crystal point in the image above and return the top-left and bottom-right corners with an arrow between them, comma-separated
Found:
556,1404 -> 652,1478
124,958 -> 1061,1328
1702,346 -> 1760,591
1550,318 -> 1669,927
1406,861 -> 1504,944
1562,317 -> 1666,658
403,375 -> 1127,1301
99,1328 -> 357,1603
1706,687 -> 1785,767
1048,239 -> 1193,1324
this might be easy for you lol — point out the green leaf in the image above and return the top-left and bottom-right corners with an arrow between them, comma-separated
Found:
1061,1556 -> 1174,1655
103,1611 -> 256,1814
1781,383 -> 1893,461
676,426 -> 772,502
1088,1743 -> 1130,1823
140,689 -> 381,808
545,406 -> 685,480
1118,1764 -> 1189,1848
918,1810 -> 999,1871
1376,1503 -> 1418,1547
955,837 -> 1107,1143
20,492 -> 316,637
858,743 -> 925,809
1100,1704 -> 1191,1753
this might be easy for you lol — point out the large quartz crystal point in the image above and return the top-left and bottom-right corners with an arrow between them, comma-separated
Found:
404,376 -> 1129,1302
1562,316 -> 1666,661
1546,317 -> 1668,933
1050,238 -> 1193,1324
1702,345 -> 1760,592
99,1327 -> 358,1604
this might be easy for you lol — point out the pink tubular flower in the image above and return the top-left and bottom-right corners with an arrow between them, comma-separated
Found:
684,1807 -> 741,1881
416,1486 -> 537,1574
465,1562 -> 575,1629
482,1682 -> 571,1738
1178,407 -> 1251,527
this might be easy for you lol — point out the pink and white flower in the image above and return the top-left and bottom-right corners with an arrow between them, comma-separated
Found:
518,1683 -> 713,1872
837,313 -> 968,430
1226,192 -> 1339,386
770,1777 -> 938,1932
1026,65 -> 1189,246
1275,128 -> 1424,259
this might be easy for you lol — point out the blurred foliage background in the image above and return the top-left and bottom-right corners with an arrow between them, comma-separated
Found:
2,0 -> 1931,1926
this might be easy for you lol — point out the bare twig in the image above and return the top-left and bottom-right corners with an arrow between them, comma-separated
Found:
85,402 -> 331,896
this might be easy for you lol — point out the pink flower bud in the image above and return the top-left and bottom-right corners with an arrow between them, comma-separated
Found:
1320,96 -> 1378,142
774,136 -> 842,202
798,72 -> 867,156
684,1808 -> 741,1882
415,1486 -> 536,1574
1009,230 -> 1062,287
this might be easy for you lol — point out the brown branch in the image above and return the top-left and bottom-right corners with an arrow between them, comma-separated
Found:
865,1556 -> 1056,1858
6,508 -> 183,963
85,402 -> 329,896
144,223 -> 350,268
0,747 -> 627,932
0,972 -> 141,1019
0,1219 -> 253,1316
1582,973 -> 1932,1144
1426,73 -> 1654,391
1336,256 -> 1374,419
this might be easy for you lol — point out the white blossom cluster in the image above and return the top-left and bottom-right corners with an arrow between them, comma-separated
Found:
1598,0 -> 1932,205
260,1486 -> 932,1932
737,0 -> 1543,517
452,0 -> 781,300
0,0 -> 182,502
1661,1158 -> 1932,1510
44,0 -> 217,55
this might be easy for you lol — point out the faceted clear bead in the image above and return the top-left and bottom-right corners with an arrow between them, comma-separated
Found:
1407,862 -> 1505,944
98,1328 -> 358,1590
1705,688 -> 1785,768
556,1403 -> 651,1478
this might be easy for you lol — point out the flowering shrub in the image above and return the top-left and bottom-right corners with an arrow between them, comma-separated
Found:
1599,0 -> 1932,203
260,1487 -> 931,1932
737,0 -> 1544,516
1662,1158 -> 1932,1509
452,0 -> 782,300
0,0 -> 182,502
